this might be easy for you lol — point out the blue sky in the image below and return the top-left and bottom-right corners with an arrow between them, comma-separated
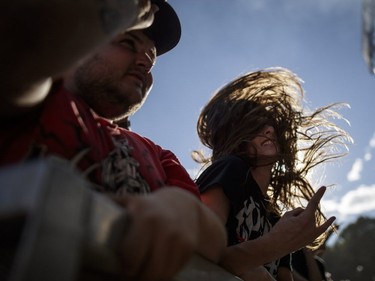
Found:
132,0 -> 375,232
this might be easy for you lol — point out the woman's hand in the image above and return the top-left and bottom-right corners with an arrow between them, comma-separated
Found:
270,186 -> 335,256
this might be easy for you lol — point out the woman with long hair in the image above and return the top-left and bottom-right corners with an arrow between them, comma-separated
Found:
194,68 -> 352,280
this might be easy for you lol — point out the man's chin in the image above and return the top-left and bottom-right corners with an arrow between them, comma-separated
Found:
92,104 -> 127,121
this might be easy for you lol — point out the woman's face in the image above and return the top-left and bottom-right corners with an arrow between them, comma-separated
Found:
247,125 -> 279,158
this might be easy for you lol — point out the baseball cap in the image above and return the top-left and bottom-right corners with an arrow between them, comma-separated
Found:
144,0 -> 181,56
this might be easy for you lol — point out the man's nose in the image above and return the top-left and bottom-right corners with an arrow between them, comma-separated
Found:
136,52 -> 155,73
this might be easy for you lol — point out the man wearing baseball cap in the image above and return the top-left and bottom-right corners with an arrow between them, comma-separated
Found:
0,0 -> 226,280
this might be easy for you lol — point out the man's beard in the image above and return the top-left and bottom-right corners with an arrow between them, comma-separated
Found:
73,64 -> 134,121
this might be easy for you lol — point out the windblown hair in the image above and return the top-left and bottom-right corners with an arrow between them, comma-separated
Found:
194,68 -> 352,246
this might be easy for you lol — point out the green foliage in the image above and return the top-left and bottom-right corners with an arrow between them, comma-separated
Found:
323,216 -> 375,281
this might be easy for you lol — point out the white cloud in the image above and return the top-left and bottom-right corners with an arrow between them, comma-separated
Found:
364,152 -> 372,161
322,185 -> 375,221
339,185 -> 375,214
321,198 -> 340,213
369,132 -> 375,147
347,158 -> 363,182
360,132 -> 375,162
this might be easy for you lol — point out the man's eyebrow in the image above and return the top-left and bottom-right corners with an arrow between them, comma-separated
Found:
124,32 -> 157,61
128,33 -> 142,44
128,33 -> 156,53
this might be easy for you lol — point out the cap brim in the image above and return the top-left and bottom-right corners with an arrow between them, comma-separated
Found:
144,0 -> 181,56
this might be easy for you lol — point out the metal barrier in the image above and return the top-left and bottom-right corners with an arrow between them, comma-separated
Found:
0,157 -> 241,281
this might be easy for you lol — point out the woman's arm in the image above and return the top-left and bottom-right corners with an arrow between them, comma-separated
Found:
201,188 -> 281,281
202,186 -> 334,278
200,185 -> 230,224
